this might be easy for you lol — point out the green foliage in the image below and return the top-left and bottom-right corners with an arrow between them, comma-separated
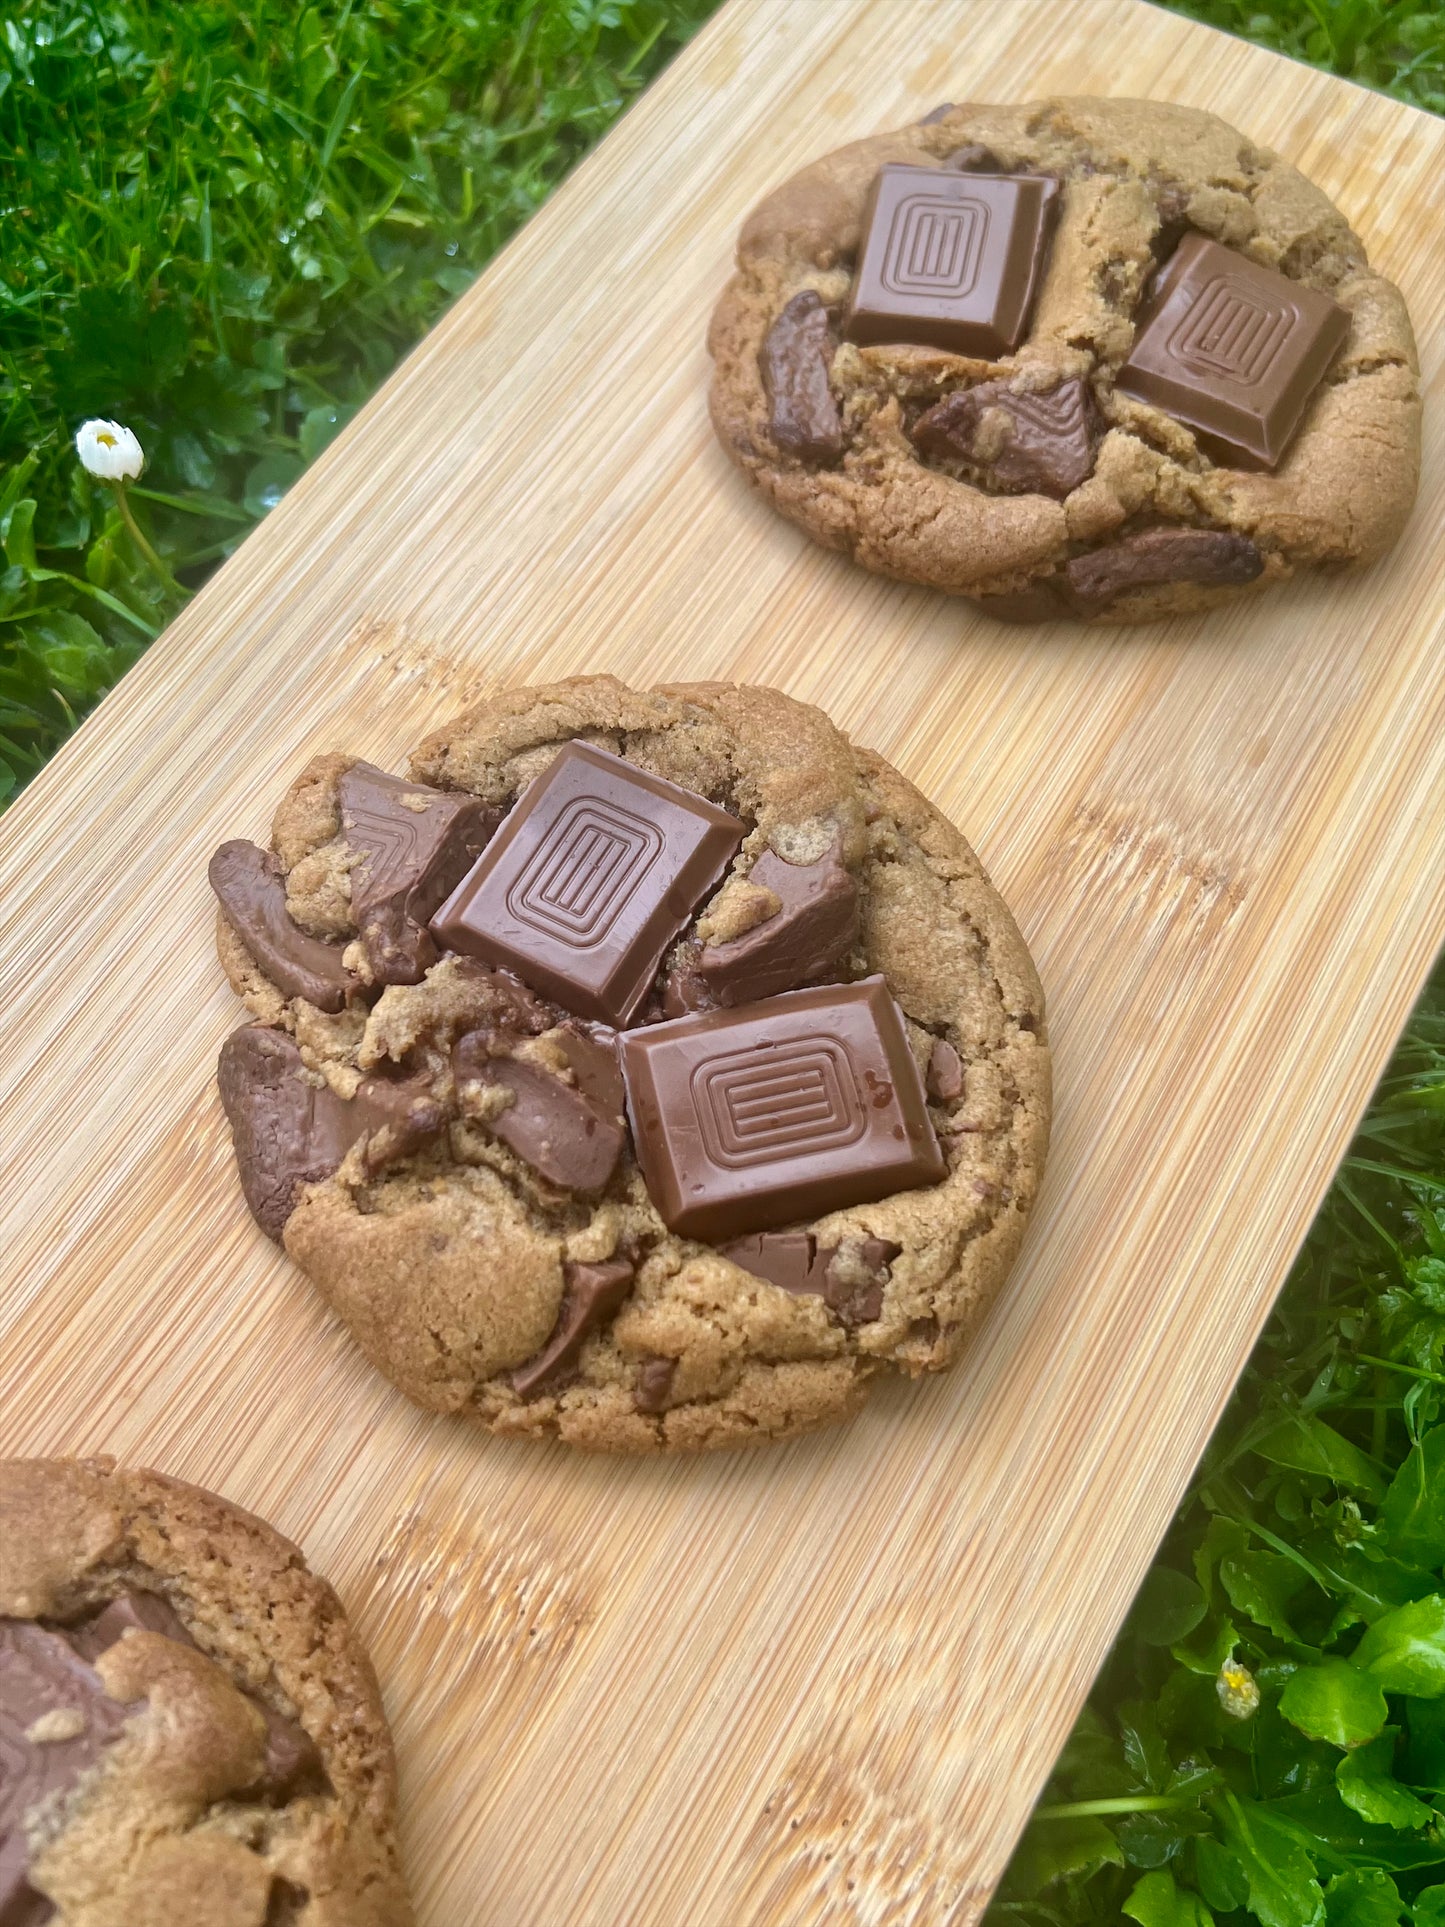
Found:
0,0 -> 717,800
990,974 -> 1445,1925
1160,0 -> 1445,111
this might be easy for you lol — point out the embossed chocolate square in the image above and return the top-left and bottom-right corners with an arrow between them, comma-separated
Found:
620,977 -> 945,1241
431,742 -> 742,1026
1116,233 -> 1349,469
843,164 -> 1059,358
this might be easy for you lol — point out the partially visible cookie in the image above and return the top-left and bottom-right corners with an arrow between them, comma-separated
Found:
0,1458 -> 413,1927
210,676 -> 1050,1453
708,96 -> 1422,623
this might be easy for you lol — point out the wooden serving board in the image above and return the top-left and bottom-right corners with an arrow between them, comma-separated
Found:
2,1 -> 1442,1919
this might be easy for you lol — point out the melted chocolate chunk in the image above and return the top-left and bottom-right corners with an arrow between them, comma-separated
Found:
967,581 -> 1073,624
69,1592 -> 324,1804
1064,527 -> 1263,610
339,762 -> 500,986
432,743 -> 743,1028
917,103 -> 958,126
720,1232 -> 900,1329
209,842 -> 354,1013
218,1027 -> 446,1239
914,377 -> 1098,498
926,1038 -> 965,1103
633,1357 -> 677,1415
511,1259 -> 636,1399
698,844 -> 859,1006
760,291 -> 844,465
621,979 -> 945,1242
453,1031 -> 625,1193
549,1025 -> 625,1116
1,1620 -> 134,1927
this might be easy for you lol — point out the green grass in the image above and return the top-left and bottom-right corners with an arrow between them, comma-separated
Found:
2,5 -> 1442,1919
0,0 -> 716,803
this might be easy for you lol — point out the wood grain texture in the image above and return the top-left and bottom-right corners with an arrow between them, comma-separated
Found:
1,1 -> 1442,1919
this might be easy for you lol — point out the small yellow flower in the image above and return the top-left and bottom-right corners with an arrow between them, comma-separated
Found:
75,418 -> 144,482
1217,1655 -> 1260,1720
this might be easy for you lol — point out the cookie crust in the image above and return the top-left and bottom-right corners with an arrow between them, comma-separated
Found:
0,1456 -> 412,1927
708,97 -> 1421,623
215,677 -> 1050,1452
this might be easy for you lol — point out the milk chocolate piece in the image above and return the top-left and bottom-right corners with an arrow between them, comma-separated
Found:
698,845 -> 858,1005
1,1620 -> 134,1926
968,581 -> 1072,623
917,103 -> 958,126
511,1259 -> 635,1399
721,1231 -> 899,1328
844,165 -> 1059,358
219,1027 -> 446,1239
761,292 -> 844,464
68,1592 -> 324,1804
913,377 -> 1097,497
1065,527 -> 1263,610
339,762 -> 501,986
209,841 -> 354,1013
633,1357 -> 677,1415
926,1038 -> 965,1102
1116,233 -> 1349,469
621,978 -> 945,1241
453,1030 -> 625,1193
550,1025 -> 625,1116
432,743 -> 743,1027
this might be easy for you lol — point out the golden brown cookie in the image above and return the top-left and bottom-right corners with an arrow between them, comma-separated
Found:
0,1457 -> 412,1927
211,677 -> 1050,1451
708,97 -> 1421,623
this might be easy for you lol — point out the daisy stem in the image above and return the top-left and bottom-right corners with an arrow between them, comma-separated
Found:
111,479 -> 186,601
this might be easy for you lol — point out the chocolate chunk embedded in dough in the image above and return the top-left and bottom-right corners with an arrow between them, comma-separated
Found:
914,378 -> 1098,498
511,1260 -> 636,1399
926,1039 -> 965,1103
1064,528 -> 1263,611
64,1591 -> 327,1805
209,841 -> 355,1013
0,1620 -> 134,1925
721,1232 -> 899,1328
453,1031 -> 625,1193
760,291 -> 844,465
633,1358 -> 677,1415
218,1027 -> 445,1239
698,845 -> 859,1006
549,1025 -> 625,1117
339,761 -> 500,987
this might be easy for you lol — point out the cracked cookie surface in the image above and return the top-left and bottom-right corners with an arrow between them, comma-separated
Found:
0,1457 -> 412,1927
213,677 -> 1050,1452
708,96 -> 1421,623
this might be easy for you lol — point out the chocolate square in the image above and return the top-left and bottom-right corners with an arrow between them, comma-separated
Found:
619,977 -> 945,1241
843,165 -> 1059,358
1115,234 -> 1349,469
430,743 -> 743,1027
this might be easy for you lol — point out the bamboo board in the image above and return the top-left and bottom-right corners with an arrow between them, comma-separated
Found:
1,0 -> 1443,1918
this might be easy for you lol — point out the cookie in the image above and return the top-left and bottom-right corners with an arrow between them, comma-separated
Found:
708,97 -> 1421,623
211,677 -> 1050,1452
0,1457 -> 412,1927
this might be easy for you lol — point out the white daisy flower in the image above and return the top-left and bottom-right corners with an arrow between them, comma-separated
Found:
75,419 -> 145,482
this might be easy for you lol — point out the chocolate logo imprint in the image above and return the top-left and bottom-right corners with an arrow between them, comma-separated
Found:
693,1038 -> 865,1169
1169,276 -> 1296,387
881,194 -> 988,298
509,798 -> 664,946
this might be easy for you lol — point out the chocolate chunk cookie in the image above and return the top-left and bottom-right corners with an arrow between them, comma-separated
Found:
212,677 -> 1049,1452
708,97 -> 1421,623
0,1457 -> 412,1927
